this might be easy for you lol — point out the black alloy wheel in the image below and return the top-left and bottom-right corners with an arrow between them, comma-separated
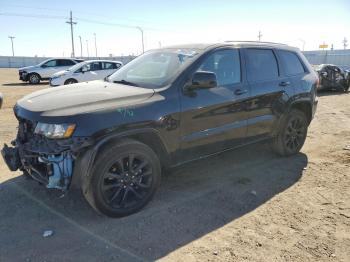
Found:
272,109 -> 308,156
83,139 -> 161,217
283,114 -> 307,153
100,154 -> 153,209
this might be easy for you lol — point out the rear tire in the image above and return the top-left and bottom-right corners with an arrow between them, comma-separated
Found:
64,78 -> 78,85
83,139 -> 161,217
272,109 -> 308,156
28,73 -> 41,84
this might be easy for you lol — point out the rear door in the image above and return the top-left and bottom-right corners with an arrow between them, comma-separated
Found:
179,48 -> 250,161
243,48 -> 288,141
102,62 -> 120,78
275,49 -> 307,93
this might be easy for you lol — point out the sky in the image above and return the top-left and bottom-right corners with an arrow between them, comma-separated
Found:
0,0 -> 349,57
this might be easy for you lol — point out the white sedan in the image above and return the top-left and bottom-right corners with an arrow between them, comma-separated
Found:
49,60 -> 123,86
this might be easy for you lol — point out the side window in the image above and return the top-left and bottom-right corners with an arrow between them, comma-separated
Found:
196,49 -> 241,86
43,60 -> 57,67
85,62 -> 101,71
277,50 -> 305,76
245,49 -> 279,82
103,62 -> 116,70
57,59 -> 76,66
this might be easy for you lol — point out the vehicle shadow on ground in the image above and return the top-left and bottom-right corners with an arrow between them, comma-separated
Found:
317,90 -> 349,97
2,82 -> 48,87
0,142 -> 307,261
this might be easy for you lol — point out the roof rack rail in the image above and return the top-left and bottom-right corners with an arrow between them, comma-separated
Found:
224,40 -> 287,45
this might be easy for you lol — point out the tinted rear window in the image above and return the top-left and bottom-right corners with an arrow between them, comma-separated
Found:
57,59 -> 76,66
277,50 -> 305,75
103,62 -> 120,69
246,49 -> 279,82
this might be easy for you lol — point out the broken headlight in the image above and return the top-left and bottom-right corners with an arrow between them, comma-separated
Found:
34,123 -> 76,139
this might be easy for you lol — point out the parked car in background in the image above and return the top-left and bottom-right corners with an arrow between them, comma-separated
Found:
49,60 -> 123,86
2,42 -> 318,217
19,58 -> 84,84
314,64 -> 350,92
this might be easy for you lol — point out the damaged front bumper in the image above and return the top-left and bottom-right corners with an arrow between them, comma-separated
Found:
1,119 -> 93,191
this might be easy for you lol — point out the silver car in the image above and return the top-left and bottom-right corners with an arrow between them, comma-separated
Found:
19,58 -> 84,84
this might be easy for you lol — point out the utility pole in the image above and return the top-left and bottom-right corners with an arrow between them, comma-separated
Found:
257,31 -> 262,42
136,27 -> 145,54
298,38 -> 305,51
342,37 -> 348,50
66,10 -> 77,57
86,40 -> 89,57
94,33 -> 97,57
79,36 -> 83,57
8,36 -> 15,56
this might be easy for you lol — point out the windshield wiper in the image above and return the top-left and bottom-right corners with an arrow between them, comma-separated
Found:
113,79 -> 139,87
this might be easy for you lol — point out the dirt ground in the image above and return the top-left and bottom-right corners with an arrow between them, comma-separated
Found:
0,68 -> 349,262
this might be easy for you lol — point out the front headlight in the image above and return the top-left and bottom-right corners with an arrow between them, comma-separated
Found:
34,123 -> 76,139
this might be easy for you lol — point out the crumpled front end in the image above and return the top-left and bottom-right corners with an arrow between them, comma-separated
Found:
1,117 -> 91,191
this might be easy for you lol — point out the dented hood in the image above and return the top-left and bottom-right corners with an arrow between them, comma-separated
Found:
17,80 -> 155,117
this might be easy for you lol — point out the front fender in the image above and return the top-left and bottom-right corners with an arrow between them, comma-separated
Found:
74,128 -> 170,191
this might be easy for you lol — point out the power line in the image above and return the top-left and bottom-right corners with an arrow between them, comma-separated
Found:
5,4 -> 153,25
0,12 -> 66,19
0,12 -> 177,32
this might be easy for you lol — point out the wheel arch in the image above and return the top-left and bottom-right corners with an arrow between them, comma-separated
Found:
64,78 -> 78,85
28,72 -> 42,80
289,101 -> 312,125
75,128 -> 171,190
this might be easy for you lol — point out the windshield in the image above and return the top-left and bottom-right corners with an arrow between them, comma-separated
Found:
108,49 -> 199,88
38,59 -> 52,66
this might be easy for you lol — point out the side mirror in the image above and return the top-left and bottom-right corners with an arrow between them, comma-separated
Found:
81,66 -> 88,73
189,71 -> 217,90
41,64 -> 47,68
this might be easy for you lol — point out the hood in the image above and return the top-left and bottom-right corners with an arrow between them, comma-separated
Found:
52,70 -> 68,77
19,65 -> 38,71
17,80 -> 155,117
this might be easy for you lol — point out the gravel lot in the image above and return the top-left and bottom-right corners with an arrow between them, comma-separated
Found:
0,68 -> 349,262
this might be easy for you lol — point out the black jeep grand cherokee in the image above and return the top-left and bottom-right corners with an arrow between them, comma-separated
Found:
2,42 -> 318,217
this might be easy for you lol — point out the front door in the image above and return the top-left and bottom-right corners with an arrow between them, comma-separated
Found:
179,48 -> 250,162
80,62 -> 102,81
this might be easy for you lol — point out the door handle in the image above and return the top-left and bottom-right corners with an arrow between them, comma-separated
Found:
279,81 -> 291,87
234,89 -> 248,95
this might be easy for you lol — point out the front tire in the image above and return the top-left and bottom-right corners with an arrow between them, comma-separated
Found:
83,140 -> 161,217
272,109 -> 308,156
28,73 -> 40,84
